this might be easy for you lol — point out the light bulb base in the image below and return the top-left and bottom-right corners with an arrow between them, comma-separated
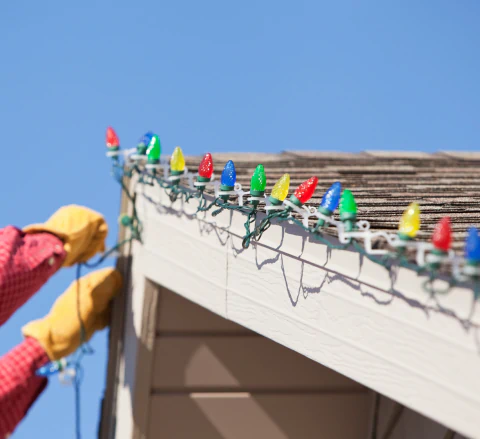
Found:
398,233 -> 413,241
147,158 -> 160,165
316,207 -> 333,228
107,146 -> 120,152
220,184 -> 234,201
289,195 -> 303,208
268,196 -> 283,206
137,145 -> 147,155
106,148 -> 121,158
426,248 -> 448,270
170,170 -> 185,183
463,261 -> 480,278
249,190 -> 265,206
340,212 -> 357,232
194,176 -> 211,192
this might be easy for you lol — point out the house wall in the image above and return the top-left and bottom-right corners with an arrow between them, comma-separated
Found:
102,176 -> 479,439
147,286 -> 371,439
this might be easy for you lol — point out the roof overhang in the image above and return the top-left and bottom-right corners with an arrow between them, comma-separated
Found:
100,175 -> 480,439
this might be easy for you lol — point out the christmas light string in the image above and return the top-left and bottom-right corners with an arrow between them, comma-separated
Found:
106,126 -> 480,298
44,126 -> 475,439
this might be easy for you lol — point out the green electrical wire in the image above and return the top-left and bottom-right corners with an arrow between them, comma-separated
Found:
114,163 -> 469,298
71,162 -> 142,439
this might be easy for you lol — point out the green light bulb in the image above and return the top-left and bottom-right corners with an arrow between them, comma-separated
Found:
146,135 -> 161,164
340,190 -> 357,216
339,189 -> 357,231
249,164 -> 266,206
250,164 -> 266,194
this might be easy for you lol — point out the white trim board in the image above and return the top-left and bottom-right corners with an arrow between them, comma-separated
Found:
125,181 -> 480,439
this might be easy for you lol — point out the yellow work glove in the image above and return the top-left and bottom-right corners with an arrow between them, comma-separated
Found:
23,205 -> 108,267
22,268 -> 122,361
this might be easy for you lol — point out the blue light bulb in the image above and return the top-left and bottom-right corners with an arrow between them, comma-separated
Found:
36,359 -> 66,377
140,131 -> 154,146
320,181 -> 342,212
465,227 -> 480,262
221,160 -> 236,187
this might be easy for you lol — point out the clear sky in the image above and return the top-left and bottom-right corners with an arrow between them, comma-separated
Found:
0,1 -> 478,437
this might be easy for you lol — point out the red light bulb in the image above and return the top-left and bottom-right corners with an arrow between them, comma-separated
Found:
432,216 -> 452,252
106,126 -> 120,149
293,177 -> 318,204
198,153 -> 214,179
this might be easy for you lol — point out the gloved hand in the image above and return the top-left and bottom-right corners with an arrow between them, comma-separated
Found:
22,268 -> 122,360
23,205 -> 108,267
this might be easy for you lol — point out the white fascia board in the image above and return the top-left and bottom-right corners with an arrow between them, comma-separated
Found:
130,182 -> 480,439
114,240 -> 147,439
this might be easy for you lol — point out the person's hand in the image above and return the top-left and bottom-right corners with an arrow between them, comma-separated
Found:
22,268 -> 122,360
23,205 -> 108,267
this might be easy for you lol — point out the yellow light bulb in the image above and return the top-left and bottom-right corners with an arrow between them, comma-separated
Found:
170,146 -> 185,173
399,202 -> 421,238
270,174 -> 290,202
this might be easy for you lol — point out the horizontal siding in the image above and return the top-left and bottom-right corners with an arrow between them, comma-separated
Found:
148,393 -> 371,439
157,286 -> 249,333
150,287 -> 371,438
152,336 -> 363,391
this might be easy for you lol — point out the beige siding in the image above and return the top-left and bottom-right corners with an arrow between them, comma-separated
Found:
148,286 -> 370,438
156,286 -> 248,333
149,393 -> 371,439
152,336 -> 363,391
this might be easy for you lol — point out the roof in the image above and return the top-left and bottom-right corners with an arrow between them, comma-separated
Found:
185,150 -> 480,251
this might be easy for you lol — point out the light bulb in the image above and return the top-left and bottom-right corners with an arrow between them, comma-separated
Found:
432,217 -> 452,252
250,164 -> 267,194
340,190 -> 357,217
339,189 -> 358,232
398,202 -> 420,239
142,131 -> 154,145
170,146 -> 185,174
219,160 -> 237,202
221,160 -> 236,188
465,227 -> 480,263
249,164 -> 266,206
317,181 -> 342,227
290,177 -> 318,206
36,359 -> 66,377
146,135 -> 161,164
106,127 -> 120,150
137,131 -> 154,155
320,182 -> 341,212
198,153 -> 214,180
269,174 -> 290,205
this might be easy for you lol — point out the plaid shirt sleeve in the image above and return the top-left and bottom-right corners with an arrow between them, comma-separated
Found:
0,226 -> 66,326
0,337 -> 50,438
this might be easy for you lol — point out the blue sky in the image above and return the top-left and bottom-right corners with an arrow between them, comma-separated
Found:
0,1 -> 478,437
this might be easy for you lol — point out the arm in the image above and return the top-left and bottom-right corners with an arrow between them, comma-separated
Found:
0,338 -> 50,438
0,268 -> 122,437
0,226 -> 66,327
0,205 -> 108,327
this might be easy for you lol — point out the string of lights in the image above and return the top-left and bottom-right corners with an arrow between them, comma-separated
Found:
106,126 -> 480,296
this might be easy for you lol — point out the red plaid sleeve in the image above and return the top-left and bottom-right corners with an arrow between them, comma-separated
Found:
0,337 -> 50,437
0,226 -> 66,326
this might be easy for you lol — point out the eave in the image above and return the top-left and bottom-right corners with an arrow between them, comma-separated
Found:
117,178 -> 480,438
101,150 -> 480,439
